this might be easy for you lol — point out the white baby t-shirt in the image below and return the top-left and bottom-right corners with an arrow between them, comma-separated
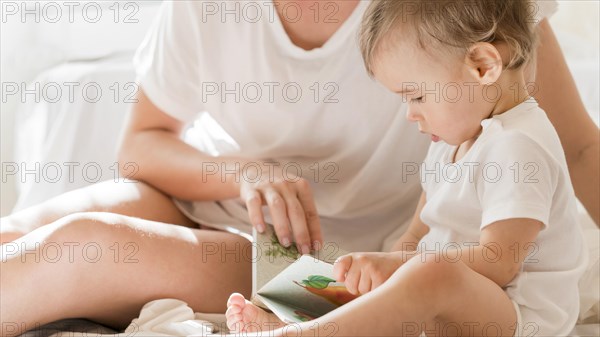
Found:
418,99 -> 587,336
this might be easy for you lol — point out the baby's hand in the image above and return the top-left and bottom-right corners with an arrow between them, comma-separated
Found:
333,252 -> 404,295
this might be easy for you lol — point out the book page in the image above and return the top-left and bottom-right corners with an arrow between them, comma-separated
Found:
255,255 -> 359,323
252,224 -> 300,301
251,224 -> 349,309
253,294 -> 320,324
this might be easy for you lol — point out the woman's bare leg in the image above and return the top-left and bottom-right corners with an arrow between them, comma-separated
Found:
1,212 -> 252,336
241,253 -> 518,337
1,180 -> 197,243
0,180 -> 252,336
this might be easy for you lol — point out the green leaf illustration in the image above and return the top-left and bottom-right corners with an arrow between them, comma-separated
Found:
301,275 -> 336,289
264,233 -> 300,260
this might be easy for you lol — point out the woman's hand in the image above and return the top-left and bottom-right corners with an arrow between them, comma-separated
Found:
333,252 -> 409,295
239,162 -> 323,255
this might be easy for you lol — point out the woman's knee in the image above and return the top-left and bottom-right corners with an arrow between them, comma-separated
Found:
49,211 -> 132,238
17,212 -> 139,266
7,180 -> 192,235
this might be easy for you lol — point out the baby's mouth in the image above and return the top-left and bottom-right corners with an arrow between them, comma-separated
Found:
419,129 -> 440,143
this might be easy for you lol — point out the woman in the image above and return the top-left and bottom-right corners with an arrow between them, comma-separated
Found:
1,1 -> 597,335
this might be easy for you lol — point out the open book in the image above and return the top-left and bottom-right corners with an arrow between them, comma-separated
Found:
251,225 -> 359,323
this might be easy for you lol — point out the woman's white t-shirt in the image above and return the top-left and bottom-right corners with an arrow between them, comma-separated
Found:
133,0 -> 557,252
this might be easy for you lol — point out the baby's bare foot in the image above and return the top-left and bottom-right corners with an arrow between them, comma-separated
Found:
226,293 -> 286,333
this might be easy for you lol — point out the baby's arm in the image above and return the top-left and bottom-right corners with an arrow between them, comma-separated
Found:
390,191 -> 430,252
390,192 -> 543,287
457,218 -> 543,288
334,191 -> 428,294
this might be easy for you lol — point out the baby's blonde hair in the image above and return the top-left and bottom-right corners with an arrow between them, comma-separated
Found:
360,0 -> 538,76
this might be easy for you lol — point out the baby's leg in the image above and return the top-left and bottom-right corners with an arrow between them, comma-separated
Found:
270,253 -> 518,337
226,293 -> 286,333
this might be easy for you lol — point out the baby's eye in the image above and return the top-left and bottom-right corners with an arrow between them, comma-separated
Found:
410,96 -> 424,103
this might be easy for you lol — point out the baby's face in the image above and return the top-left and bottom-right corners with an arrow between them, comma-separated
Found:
372,38 -> 498,146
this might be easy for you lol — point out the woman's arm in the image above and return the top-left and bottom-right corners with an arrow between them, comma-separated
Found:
390,191 -> 430,252
117,89 -> 322,252
117,89 -> 244,201
532,19 -> 599,226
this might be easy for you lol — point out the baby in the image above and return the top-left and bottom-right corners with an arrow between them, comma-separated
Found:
226,1 -> 587,336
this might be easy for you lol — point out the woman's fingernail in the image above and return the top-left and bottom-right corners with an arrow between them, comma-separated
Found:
313,241 -> 321,251
301,245 -> 310,255
257,223 -> 265,233
281,237 -> 291,247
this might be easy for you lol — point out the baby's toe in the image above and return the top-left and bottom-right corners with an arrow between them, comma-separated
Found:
226,307 -> 243,330
226,314 -> 244,332
227,293 -> 247,307
241,302 -> 260,322
226,304 -> 242,316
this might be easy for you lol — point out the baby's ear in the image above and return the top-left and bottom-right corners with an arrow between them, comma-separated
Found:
465,42 -> 503,85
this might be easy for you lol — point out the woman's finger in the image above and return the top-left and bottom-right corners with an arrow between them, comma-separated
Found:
243,189 -> 266,233
264,188 -> 292,247
280,188 -> 311,254
296,179 -> 323,250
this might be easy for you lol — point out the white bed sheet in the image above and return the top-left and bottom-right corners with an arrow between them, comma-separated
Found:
21,298 -> 599,337
12,55 -> 133,211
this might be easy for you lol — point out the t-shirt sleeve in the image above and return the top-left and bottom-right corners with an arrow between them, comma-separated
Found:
475,131 -> 560,230
133,1 -> 204,123
532,0 -> 558,24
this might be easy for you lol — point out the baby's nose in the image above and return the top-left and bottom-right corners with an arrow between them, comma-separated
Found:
406,106 -> 421,122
